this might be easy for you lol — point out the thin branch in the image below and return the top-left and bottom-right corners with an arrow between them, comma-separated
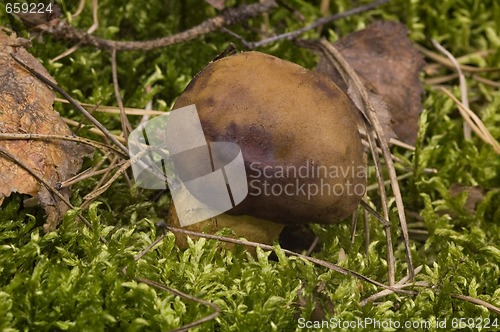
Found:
0,147 -> 71,209
231,0 -> 390,49
39,1 -> 278,51
164,228 -> 500,315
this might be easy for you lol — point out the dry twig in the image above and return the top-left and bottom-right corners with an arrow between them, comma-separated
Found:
226,0 -> 390,49
37,1 -> 278,51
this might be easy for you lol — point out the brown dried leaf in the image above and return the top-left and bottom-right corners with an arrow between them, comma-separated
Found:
0,29 -> 92,231
317,21 -> 425,144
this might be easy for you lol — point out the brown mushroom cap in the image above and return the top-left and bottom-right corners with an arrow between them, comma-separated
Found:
173,51 -> 366,225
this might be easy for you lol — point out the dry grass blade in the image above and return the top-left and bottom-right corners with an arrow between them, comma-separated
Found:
388,138 -> 416,151
361,265 -> 423,305
359,200 -> 390,227
299,38 -> 397,283
362,121 -> 396,285
359,127 -> 416,151
63,118 -> 127,143
416,44 -> 500,73
83,144 -> 170,201
315,39 -> 415,281
71,0 -> 86,18
424,73 -> 459,85
59,165 -> 124,189
83,157 -> 130,201
55,98 -> 165,116
363,207 -> 370,255
438,88 -> 500,154
0,133 -> 126,157
111,47 -> 133,138
365,173 -> 413,192
79,154 -> 121,210
431,39 -> 471,140
472,74 -> 500,88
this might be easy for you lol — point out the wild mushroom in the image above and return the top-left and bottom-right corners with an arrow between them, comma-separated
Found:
169,51 -> 366,247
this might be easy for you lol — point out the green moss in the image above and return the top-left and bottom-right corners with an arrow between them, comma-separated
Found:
0,0 -> 499,331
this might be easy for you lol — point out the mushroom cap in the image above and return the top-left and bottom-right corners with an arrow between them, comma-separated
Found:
173,51 -> 365,224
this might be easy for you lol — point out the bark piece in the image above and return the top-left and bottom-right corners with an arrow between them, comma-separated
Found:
0,29 -> 91,231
